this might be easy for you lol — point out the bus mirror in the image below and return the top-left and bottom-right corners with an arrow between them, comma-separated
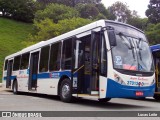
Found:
108,30 -> 117,46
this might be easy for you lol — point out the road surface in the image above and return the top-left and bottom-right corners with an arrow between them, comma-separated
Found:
0,88 -> 159,120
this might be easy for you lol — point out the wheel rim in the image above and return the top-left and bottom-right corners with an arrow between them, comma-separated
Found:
62,83 -> 70,98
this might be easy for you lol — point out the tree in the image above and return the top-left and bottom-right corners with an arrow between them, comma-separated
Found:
146,0 -> 160,24
95,3 -> 109,18
37,0 -> 102,7
0,0 -> 9,16
12,0 -> 36,22
0,0 -> 36,22
127,17 -> 148,30
29,17 -> 92,42
35,3 -> 79,23
75,3 -> 99,19
145,23 -> 160,45
108,1 -> 131,23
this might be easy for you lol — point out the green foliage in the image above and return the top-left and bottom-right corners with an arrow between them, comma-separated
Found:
37,0 -> 102,7
37,0 -> 75,7
95,3 -> 109,18
0,18 -> 33,82
75,3 -> 99,20
32,3 -> 92,42
0,0 -> 36,22
35,3 -> 79,23
145,23 -> 160,45
29,17 -> 92,42
146,0 -> 160,24
95,13 -> 107,20
127,17 -> 148,30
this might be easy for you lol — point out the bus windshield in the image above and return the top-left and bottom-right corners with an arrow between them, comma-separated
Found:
107,22 -> 154,72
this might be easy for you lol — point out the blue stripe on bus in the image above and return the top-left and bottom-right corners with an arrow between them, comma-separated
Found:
37,71 -> 72,79
3,76 -> 16,80
150,44 -> 160,52
106,78 -> 155,98
32,74 -> 37,80
3,71 -> 75,80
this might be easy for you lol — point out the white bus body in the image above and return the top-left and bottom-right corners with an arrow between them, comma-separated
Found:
2,20 -> 155,102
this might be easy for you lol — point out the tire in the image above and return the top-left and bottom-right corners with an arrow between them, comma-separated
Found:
60,78 -> 73,102
12,80 -> 18,94
154,94 -> 160,101
98,98 -> 111,102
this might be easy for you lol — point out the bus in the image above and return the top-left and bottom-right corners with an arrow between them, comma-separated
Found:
150,44 -> 160,100
2,20 -> 155,102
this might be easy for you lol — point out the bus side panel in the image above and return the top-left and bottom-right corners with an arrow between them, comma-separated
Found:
36,78 -> 59,95
2,70 -> 7,88
17,69 -> 29,92
36,71 -> 71,95
99,76 -> 108,98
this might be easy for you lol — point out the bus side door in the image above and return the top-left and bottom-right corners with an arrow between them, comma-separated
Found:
6,60 -> 13,88
28,51 -> 39,90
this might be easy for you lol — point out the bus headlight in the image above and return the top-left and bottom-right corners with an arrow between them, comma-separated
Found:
150,79 -> 155,85
114,74 -> 126,85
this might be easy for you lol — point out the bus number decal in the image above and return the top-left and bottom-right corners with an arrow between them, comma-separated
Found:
127,81 -> 144,86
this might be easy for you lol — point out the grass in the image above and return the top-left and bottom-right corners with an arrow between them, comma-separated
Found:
0,18 -> 33,82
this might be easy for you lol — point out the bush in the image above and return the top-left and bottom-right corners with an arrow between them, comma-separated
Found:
34,3 -> 79,23
29,17 -> 92,42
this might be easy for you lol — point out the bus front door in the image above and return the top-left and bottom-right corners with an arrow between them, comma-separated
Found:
6,60 -> 13,88
72,32 -> 101,95
72,37 -> 85,94
89,31 -> 100,95
28,52 -> 39,91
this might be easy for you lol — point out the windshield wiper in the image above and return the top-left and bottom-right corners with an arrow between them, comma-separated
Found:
136,39 -> 142,61
119,32 -> 131,49
136,38 -> 148,71
118,32 -> 135,60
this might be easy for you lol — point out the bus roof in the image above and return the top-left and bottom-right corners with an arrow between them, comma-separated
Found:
5,19 -> 145,60
150,44 -> 160,52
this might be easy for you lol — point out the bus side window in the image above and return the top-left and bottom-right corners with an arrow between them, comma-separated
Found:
13,56 -> 21,71
20,53 -> 30,69
49,42 -> 61,71
4,60 -> 8,70
39,46 -> 50,72
62,39 -> 72,70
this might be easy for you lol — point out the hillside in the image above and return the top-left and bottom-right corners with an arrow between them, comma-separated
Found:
0,18 -> 33,82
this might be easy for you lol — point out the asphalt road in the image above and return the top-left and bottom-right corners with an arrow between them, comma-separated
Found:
0,88 -> 160,120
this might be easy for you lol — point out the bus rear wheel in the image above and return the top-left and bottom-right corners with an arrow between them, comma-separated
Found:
60,78 -> 73,102
12,80 -> 18,94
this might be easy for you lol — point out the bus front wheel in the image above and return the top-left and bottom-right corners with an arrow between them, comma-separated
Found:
60,78 -> 73,102
12,80 -> 18,94
154,94 -> 160,101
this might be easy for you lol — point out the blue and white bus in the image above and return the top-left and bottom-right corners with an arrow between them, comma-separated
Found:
2,20 -> 155,102
150,44 -> 160,100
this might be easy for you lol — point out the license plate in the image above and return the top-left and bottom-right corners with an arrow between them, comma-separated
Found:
136,91 -> 144,96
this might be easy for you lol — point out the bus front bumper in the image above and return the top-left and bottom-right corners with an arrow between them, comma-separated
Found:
106,79 -> 155,98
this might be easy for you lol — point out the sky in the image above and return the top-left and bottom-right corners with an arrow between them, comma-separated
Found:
102,0 -> 150,18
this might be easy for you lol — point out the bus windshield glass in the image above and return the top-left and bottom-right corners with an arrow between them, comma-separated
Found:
106,22 -> 154,72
